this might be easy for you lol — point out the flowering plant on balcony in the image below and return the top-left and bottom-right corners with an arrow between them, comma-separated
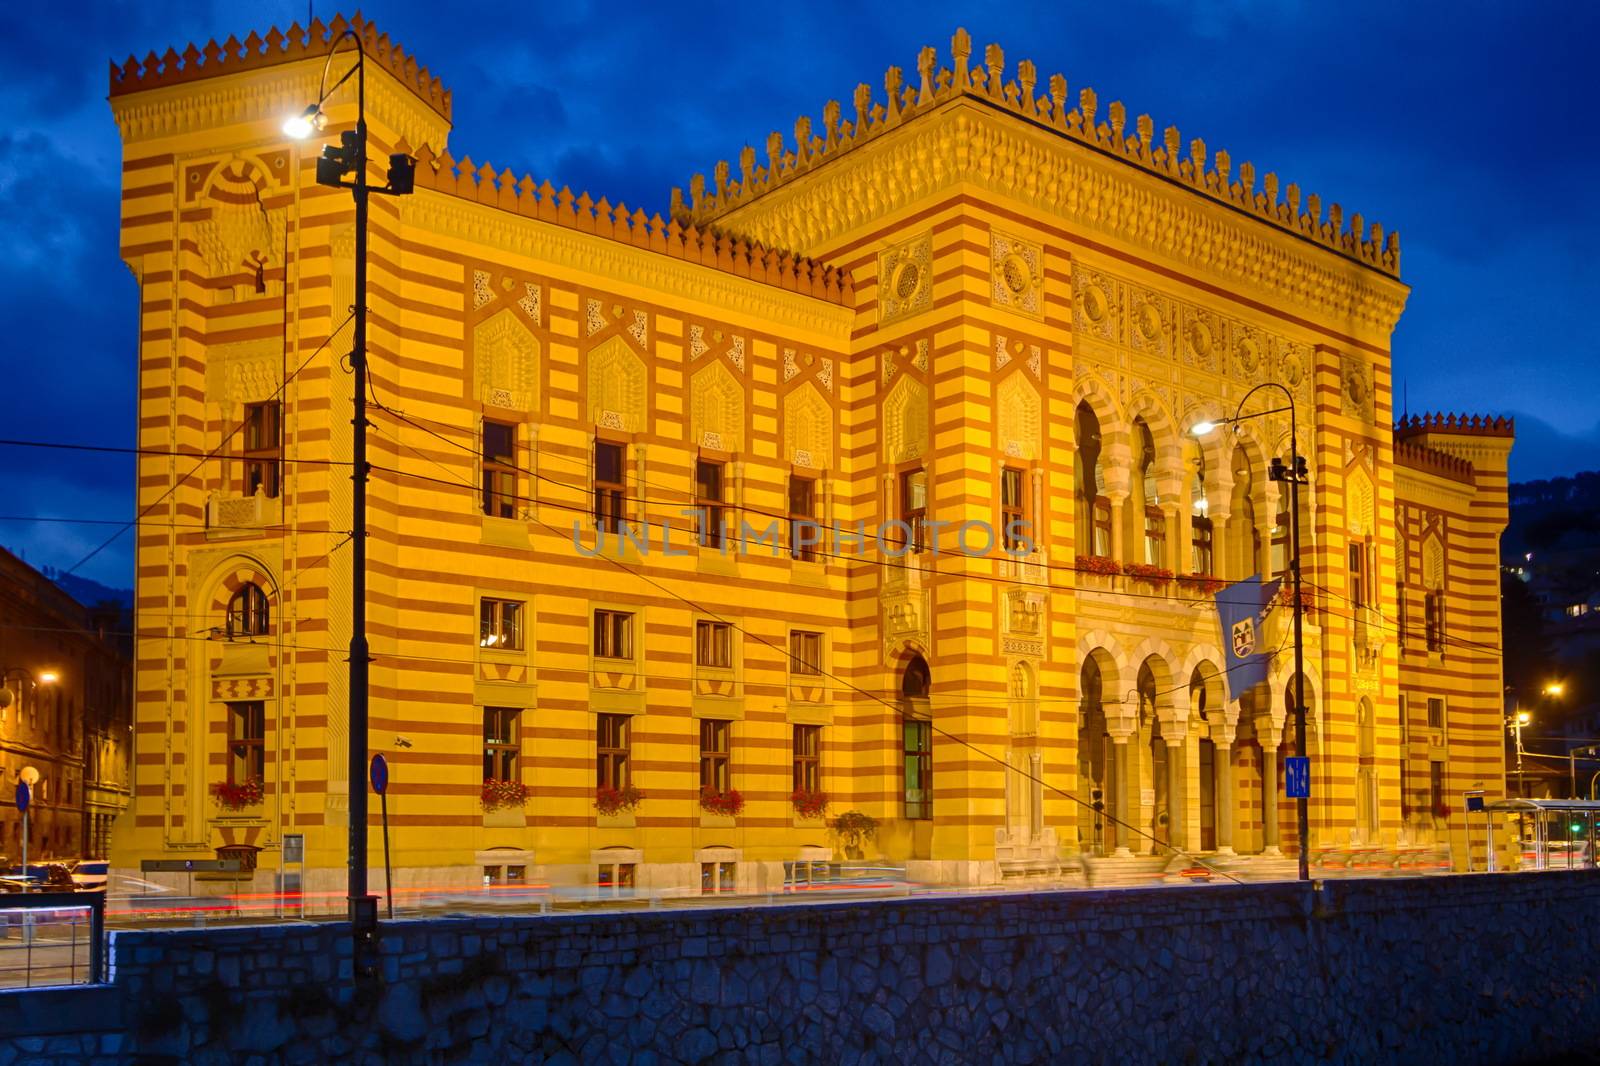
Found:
1074,555 -> 1120,576
1178,574 -> 1227,595
209,777 -> 263,811
789,788 -> 829,819
700,785 -> 745,817
594,783 -> 643,816
480,778 -> 531,812
1122,563 -> 1174,583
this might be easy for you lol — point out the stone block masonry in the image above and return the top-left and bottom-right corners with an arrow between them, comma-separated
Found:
3,872 -> 1598,1063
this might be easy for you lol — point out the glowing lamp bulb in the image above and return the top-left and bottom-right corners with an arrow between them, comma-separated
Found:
1190,420 -> 1218,437
283,106 -> 321,139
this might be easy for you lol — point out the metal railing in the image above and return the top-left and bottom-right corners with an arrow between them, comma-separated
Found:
0,891 -> 105,988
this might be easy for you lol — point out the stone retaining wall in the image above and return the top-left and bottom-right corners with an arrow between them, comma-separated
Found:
4,871 -> 1598,1063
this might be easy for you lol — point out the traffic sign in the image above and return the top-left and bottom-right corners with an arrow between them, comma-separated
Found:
14,781 -> 28,814
140,859 -> 241,873
283,833 -> 304,863
370,753 -> 389,796
1465,790 -> 1485,813
1285,757 -> 1311,799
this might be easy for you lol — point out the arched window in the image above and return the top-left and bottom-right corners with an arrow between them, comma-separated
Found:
1231,446 -> 1260,578
227,583 -> 270,638
1190,449 -> 1214,575
901,655 -> 932,821
1135,419 -> 1165,566
1075,403 -> 1111,557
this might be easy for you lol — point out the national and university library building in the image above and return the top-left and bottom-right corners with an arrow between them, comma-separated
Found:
107,15 -> 1514,894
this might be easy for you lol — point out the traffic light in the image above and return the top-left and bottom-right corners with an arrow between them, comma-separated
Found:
386,153 -> 416,196
316,130 -> 360,188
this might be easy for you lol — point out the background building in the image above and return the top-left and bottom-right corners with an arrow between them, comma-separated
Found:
107,15 -> 1512,893
0,546 -> 133,864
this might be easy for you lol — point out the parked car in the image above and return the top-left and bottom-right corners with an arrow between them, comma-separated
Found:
70,860 -> 110,891
1,864 -> 76,891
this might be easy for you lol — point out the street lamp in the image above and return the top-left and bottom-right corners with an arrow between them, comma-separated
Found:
1193,382 -> 1311,880
1505,708 -> 1531,798
284,26 -> 415,974
0,667 -> 57,716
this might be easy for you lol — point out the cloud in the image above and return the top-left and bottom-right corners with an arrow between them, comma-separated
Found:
1502,414 -> 1600,485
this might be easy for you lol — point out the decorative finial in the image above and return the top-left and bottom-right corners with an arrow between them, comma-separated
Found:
794,116 -> 812,163
1108,100 -> 1126,141
1017,59 -> 1037,114
1163,126 -> 1180,165
984,43 -> 1004,97
1049,74 -> 1067,123
853,83 -> 872,132
885,66 -> 903,121
713,160 -> 729,197
917,46 -> 936,104
739,145 -> 756,188
1079,87 -> 1097,132
1135,114 -> 1153,154
822,100 -> 841,149
766,131 -> 784,175
1190,137 -> 1206,173
952,28 -> 972,89
689,173 -> 705,211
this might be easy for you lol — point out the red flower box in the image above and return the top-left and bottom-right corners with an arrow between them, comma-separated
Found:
209,778 -> 263,811
700,785 -> 745,817
1178,574 -> 1227,596
789,789 -> 829,819
595,783 -> 643,816
1074,555 -> 1121,576
1123,563 -> 1174,583
481,778 -> 530,812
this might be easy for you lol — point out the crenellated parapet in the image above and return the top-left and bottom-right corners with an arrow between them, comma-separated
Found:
107,12 -> 451,121
404,142 -> 853,307
676,28 -> 1399,277
1394,439 -> 1475,485
1395,413 -> 1515,439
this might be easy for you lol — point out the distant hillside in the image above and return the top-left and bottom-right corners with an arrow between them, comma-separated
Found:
1505,471 -> 1600,564
41,568 -> 133,612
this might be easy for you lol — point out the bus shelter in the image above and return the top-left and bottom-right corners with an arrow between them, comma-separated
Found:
1483,798 -> 1600,871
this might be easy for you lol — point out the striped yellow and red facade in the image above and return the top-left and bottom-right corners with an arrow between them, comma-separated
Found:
107,17 -> 1510,892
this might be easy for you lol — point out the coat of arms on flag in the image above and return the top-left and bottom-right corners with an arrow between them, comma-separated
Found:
1231,616 -> 1256,658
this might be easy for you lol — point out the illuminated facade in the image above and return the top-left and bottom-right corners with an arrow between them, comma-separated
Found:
107,15 -> 1511,892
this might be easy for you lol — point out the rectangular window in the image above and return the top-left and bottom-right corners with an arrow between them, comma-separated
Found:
788,476 -> 818,561
1144,506 -> 1166,566
1191,517 -> 1215,575
900,469 -> 928,553
483,707 -> 519,780
1425,592 -> 1444,652
479,598 -> 524,650
598,863 -> 636,893
594,441 -> 626,534
1429,760 -> 1445,817
695,460 -> 727,548
481,419 -> 517,518
790,630 -> 823,676
701,861 -> 736,895
793,724 -> 821,794
699,719 -> 731,793
1399,693 -> 1410,748
1001,467 -> 1026,551
1397,585 -> 1410,649
1092,496 -> 1113,557
597,712 -> 630,790
1427,697 -> 1445,731
695,620 -> 733,669
903,719 -> 933,820
241,402 -> 282,499
228,700 -> 265,784
593,609 -> 634,660
1349,541 -> 1368,608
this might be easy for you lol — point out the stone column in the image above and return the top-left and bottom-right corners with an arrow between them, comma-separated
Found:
1110,729 -> 1134,857
1259,724 -> 1282,855
1029,751 -> 1044,840
1107,491 -> 1128,564
1164,724 -> 1188,852
1209,510 -> 1230,579
1214,723 -> 1236,855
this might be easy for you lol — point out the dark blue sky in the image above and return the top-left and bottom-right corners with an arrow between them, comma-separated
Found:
1,1 -> 1595,588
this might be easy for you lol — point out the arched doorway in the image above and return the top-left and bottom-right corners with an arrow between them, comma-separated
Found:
1140,661 -> 1169,849
1078,652 -> 1116,855
900,655 -> 932,826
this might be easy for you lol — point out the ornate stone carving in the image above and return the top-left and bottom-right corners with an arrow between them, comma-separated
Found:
585,298 -> 606,336
472,270 -> 495,310
587,336 -> 647,432
689,324 -> 710,361
882,375 -> 930,464
691,360 -> 746,453
1341,354 -> 1374,423
517,282 -> 541,324
990,229 -> 1043,318
628,310 -> 649,350
783,382 -> 834,469
878,231 -> 933,324
726,335 -> 746,374
205,338 -> 281,405
997,373 -> 1041,462
474,308 -> 540,413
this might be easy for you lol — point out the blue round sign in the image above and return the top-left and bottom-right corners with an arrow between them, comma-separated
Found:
14,781 -> 28,814
369,753 -> 388,796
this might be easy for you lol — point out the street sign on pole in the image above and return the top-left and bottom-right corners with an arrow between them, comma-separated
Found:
14,781 -> 28,814
369,753 -> 388,796
283,834 -> 304,864
371,754 -> 394,920
1285,757 -> 1311,799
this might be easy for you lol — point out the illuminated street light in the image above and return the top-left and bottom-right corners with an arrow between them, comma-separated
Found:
1189,419 -> 1218,437
281,104 -> 322,140
1517,711 -> 1532,726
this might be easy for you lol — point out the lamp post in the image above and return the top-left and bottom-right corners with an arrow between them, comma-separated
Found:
284,28 -> 415,972
1505,708 -> 1531,798
1193,382 -> 1311,880
1,668 -> 57,877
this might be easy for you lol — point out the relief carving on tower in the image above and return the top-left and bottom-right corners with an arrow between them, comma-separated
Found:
1001,589 -> 1046,658
691,360 -> 745,452
474,308 -> 541,413
997,373 -> 1041,461
881,588 -> 931,668
188,156 -> 287,305
882,375 -> 930,464
205,338 -> 281,405
1341,353 -> 1375,424
990,229 -> 1043,319
587,336 -> 647,433
783,382 -> 834,470
878,231 -> 933,325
